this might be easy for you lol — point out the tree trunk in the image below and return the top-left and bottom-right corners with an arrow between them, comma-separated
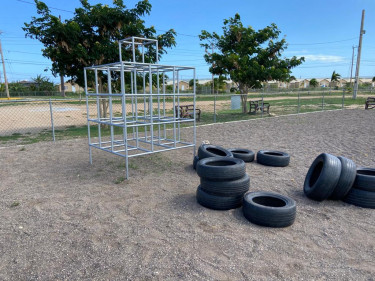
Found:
239,84 -> 249,113
98,77 -> 109,127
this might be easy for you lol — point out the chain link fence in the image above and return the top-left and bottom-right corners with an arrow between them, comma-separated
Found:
0,90 -> 372,145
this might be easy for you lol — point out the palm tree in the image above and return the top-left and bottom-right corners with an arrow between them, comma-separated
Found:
331,71 -> 341,82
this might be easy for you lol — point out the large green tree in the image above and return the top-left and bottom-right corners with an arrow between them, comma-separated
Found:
23,0 -> 176,116
24,0 -> 176,87
199,14 -> 304,113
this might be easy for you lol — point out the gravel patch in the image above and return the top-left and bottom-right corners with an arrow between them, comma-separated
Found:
0,109 -> 374,280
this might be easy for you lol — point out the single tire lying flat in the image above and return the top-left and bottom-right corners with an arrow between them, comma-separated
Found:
196,157 -> 246,181
200,174 -> 250,196
343,188 -> 375,209
193,155 -> 199,170
228,148 -> 255,162
256,150 -> 290,167
303,153 -> 342,201
196,185 -> 243,210
353,167 -> 375,192
198,144 -> 233,160
329,156 -> 357,200
243,191 -> 296,228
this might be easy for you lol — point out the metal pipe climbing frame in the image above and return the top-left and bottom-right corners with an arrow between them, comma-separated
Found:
84,37 -> 196,178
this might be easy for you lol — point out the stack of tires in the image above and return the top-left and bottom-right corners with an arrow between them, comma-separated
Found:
194,144 -> 250,210
196,156 -> 250,210
343,168 -> 375,209
303,153 -> 375,209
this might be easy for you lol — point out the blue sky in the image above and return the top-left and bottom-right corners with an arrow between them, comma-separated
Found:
1,0 -> 375,84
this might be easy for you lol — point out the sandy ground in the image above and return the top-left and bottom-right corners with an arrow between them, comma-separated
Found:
0,109 -> 375,280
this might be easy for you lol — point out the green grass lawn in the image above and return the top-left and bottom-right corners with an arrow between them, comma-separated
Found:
0,94 -> 370,145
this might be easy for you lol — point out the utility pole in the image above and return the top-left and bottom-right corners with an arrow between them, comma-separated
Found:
353,10 -> 365,99
59,15 -> 65,97
349,46 -> 356,86
0,32 -> 10,99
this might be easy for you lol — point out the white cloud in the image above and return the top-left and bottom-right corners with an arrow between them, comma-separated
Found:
302,54 -> 345,63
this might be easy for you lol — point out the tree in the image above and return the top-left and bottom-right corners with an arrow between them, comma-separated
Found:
199,14 -> 304,113
372,76 -> 375,83
310,78 -> 318,88
331,71 -> 341,82
24,0 -> 176,117
31,74 -> 55,94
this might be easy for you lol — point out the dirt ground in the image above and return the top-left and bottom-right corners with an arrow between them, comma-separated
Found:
0,109 -> 374,280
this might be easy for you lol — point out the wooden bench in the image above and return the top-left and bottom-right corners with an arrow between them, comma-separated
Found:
175,104 -> 201,121
248,100 -> 270,114
365,97 -> 375,110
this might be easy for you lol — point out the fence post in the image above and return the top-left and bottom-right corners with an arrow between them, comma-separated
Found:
261,92 -> 264,118
322,90 -> 325,111
298,92 -> 300,114
213,94 -> 217,123
342,90 -> 345,110
49,98 -> 56,142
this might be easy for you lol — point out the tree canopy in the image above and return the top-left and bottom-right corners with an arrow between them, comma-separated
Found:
199,13 -> 304,112
23,0 -> 176,87
309,78 -> 318,88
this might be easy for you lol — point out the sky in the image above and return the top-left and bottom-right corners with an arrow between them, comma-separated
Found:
0,0 -> 375,84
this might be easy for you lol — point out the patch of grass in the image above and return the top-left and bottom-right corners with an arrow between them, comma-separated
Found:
19,147 -> 26,151
114,176 -> 125,184
10,201 -> 20,208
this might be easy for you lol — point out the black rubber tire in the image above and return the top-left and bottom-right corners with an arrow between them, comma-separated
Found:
198,144 -> 233,160
196,156 -> 246,181
256,150 -> 290,167
329,156 -> 357,200
196,185 -> 243,210
200,174 -> 250,196
303,153 -> 342,201
242,191 -> 296,227
228,148 -> 255,162
193,155 -> 199,170
343,188 -> 375,209
352,167 -> 375,192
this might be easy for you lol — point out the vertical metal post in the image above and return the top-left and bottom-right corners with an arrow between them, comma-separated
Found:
298,92 -> 300,114
322,90 -> 325,111
157,68 -> 161,144
49,98 -> 55,142
342,90 -> 345,110
172,67 -> 177,147
95,69 -> 101,148
177,70 -> 181,142
162,71 -> 166,139
213,94 -> 217,123
134,69 -> 139,149
149,65 -> 154,151
120,62 -> 129,179
108,68 -> 114,152
193,68 -> 196,156
84,68 -> 92,164
261,92 -> 264,118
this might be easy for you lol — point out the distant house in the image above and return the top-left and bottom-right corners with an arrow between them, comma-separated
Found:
58,82 -> 85,93
317,79 -> 330,88
165,80 -> 190,91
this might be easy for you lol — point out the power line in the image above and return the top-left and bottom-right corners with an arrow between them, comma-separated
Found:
289,37 -> 359,46
15,0 -> 74,14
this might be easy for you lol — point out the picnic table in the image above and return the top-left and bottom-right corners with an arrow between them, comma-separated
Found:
248,100 -> 270,114
365,97 -> 375,110
174,104 -> 201,121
